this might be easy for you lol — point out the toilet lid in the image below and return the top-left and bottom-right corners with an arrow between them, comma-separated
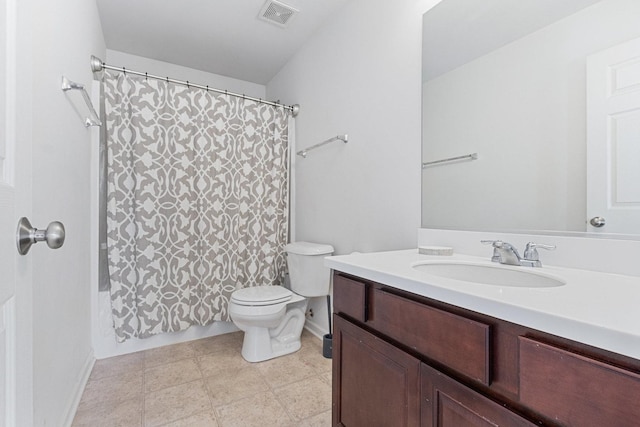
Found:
231,286 -> 293,306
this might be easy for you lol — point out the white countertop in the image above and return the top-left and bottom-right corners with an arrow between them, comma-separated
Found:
325,249 -> 640,360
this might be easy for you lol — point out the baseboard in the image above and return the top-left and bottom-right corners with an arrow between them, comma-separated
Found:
93,320 -> 240,360
304,319 -> 327,340
61,350 -> 95,427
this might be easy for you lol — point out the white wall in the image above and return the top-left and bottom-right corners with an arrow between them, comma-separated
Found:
105,50 -> 267,99
28,0 -> 106,425
268,0 -> 425,255
267,0 -> 430,334
422,0 -> 640,232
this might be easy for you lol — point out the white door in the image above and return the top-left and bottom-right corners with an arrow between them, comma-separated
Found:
587,37 -> 640,234
1,0 -> 31,425
0,0 -> 18,424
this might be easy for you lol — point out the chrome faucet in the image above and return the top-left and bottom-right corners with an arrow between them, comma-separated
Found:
481,240 -> 555,267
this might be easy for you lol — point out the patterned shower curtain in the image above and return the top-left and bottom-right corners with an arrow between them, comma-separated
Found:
103,70 -> 290,342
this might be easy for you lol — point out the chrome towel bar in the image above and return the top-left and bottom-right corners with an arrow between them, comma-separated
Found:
422,152 -> 477,169
297,134 -> 348,158
61,76 -> 101,127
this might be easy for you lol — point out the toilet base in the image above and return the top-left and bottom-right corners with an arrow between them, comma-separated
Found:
237,298 -> 308,363
241,326 -> 302,362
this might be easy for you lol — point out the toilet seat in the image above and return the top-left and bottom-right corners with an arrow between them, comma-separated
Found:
231,286 -> 293,306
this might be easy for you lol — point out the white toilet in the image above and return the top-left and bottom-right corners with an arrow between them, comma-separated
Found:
229,241 -> 334,362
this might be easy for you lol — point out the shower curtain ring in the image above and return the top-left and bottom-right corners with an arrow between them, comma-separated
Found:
122,67 -> 126,75
186,81 -> 190,88
145,72 -> 148,81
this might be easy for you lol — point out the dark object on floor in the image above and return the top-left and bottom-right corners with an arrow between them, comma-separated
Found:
323,294 -> 333,358
323,333 -> 333,359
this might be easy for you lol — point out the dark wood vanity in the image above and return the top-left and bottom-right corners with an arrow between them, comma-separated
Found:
331,271 -> 640,427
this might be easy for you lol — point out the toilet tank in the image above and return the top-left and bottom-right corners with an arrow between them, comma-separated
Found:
285,242 -> 334,297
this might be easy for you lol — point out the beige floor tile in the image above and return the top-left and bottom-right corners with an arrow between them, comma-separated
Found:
144,380 -> 212,427
299,409 -> 332,427
297,341 -> 333,375
79,371 -> 143,407
254,351 -> 316,388
72,399 -> 143,427
203,365 -> 269,407
216,392 -> 294,427
196,348 -> 250,377
156,410 -> 218,426
189,332 -> 243,356
145,358 -> 203,393
319,371 -> 332,387
298,333 -> 324,352
90,352 -> 145,381
301,329 -> 322,344
301,330 -> 329,349
74,331 -> 331,427
274,376 -> 332,421
144,342 -> 197,368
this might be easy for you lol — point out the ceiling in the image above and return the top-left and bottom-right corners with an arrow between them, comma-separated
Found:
96,0 -> 350,85
422,0 -> 602,82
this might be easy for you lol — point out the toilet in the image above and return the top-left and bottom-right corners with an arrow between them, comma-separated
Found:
229,241 -> 334,362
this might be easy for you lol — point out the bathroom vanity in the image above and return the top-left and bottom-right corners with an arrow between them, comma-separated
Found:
327,250 -> 640,427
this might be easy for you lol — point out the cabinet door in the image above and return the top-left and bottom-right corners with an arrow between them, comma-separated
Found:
519,337 -> 640,426
333,315 -> 420,427
421,363 -> 535,427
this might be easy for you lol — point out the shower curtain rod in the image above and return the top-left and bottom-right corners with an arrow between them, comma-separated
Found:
90,55 -> 300,117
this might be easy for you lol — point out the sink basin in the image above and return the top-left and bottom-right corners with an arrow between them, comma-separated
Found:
412,261 -> 565,288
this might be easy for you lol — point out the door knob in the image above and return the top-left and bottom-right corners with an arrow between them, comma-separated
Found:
589,216 -> 606,228
16,217 -> 66,255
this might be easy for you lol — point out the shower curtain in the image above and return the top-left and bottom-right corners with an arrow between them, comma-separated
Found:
103,70 -> 290,342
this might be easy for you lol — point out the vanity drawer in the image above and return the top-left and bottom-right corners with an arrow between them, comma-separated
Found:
372,289 -> 491,385
333,274 -> 367,323
519,337 -> 640,426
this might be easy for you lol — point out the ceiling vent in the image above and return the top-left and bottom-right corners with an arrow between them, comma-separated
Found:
258,0 -> 299,28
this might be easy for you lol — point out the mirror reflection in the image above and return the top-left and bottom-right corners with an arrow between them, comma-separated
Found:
421,0 -> 640,235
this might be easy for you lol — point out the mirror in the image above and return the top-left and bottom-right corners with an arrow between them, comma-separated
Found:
421,0 -> 640,236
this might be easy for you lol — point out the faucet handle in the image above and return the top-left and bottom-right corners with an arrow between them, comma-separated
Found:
523,242 -> 556,261
481,240 -> 503,262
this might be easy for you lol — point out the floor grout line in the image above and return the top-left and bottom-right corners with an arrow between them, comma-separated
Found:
73,332 -> 330,427
141,351 -> 147,427
196,352 -> 222,427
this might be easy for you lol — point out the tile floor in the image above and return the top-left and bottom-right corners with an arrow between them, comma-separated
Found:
72,330 -> 332,427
